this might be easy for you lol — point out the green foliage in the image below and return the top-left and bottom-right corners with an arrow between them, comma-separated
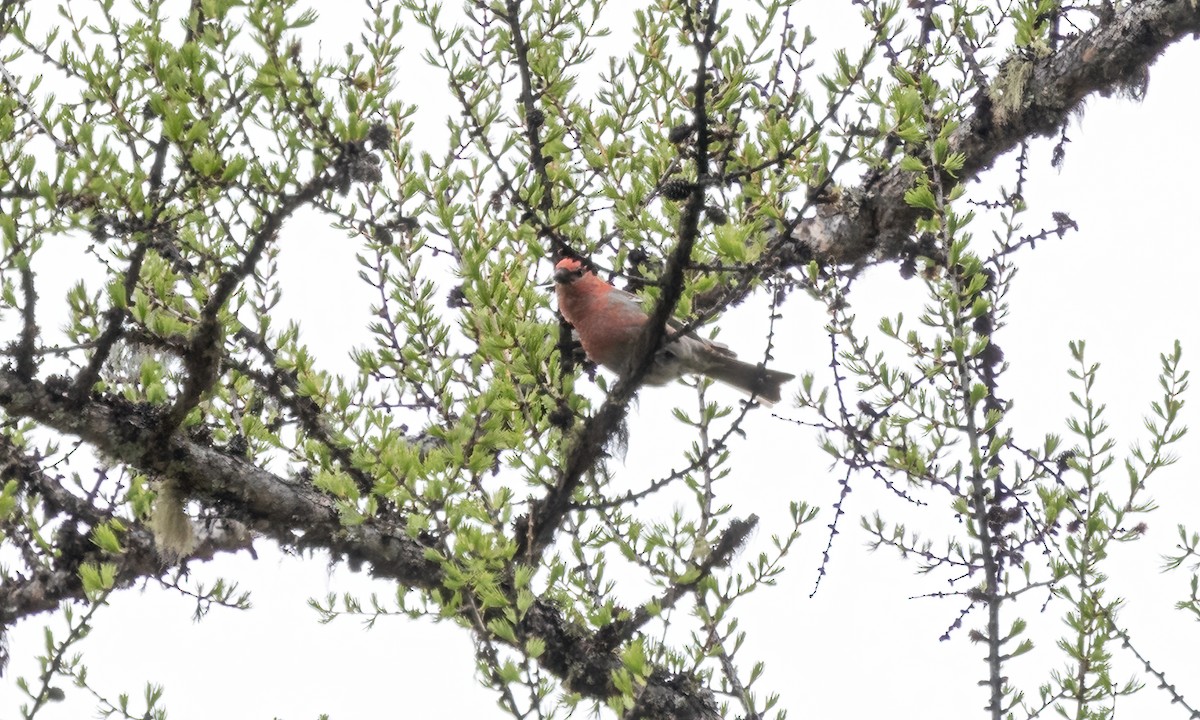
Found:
800,77 -> 1190,716
0,1 -> 1194,719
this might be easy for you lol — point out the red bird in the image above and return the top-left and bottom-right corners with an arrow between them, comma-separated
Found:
553,257 -> 795,404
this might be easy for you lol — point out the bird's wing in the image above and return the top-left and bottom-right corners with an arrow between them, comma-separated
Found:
609,283 -> 736,358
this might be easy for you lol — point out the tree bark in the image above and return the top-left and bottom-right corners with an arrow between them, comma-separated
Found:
2,1 -> 1199,716
790,0 -> 1200,265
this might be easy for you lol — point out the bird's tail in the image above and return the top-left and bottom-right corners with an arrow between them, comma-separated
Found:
703,355 -> 795,406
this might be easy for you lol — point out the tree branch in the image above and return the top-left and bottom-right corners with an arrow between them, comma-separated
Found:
0,370 -> 717,718
787,0 -> 1200,265
513,0 -> 720,565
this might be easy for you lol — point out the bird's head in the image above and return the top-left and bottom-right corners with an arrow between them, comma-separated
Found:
553,257 -> 588,286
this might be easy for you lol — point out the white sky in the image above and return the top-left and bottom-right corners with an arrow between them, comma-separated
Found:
3,4 -> 1200,720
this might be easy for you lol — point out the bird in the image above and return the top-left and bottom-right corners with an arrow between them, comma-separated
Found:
553,257 -> 795,404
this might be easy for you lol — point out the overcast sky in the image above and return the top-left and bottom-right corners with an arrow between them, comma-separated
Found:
3,5 -> 1199,720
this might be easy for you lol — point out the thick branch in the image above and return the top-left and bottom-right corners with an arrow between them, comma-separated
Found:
789,0 -> 1200,264
514,1 -> 720,565
0,370 -> 716,718
0,433 -> 253,655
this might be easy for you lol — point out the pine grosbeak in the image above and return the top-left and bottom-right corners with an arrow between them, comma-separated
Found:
554,257 -> 795,404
